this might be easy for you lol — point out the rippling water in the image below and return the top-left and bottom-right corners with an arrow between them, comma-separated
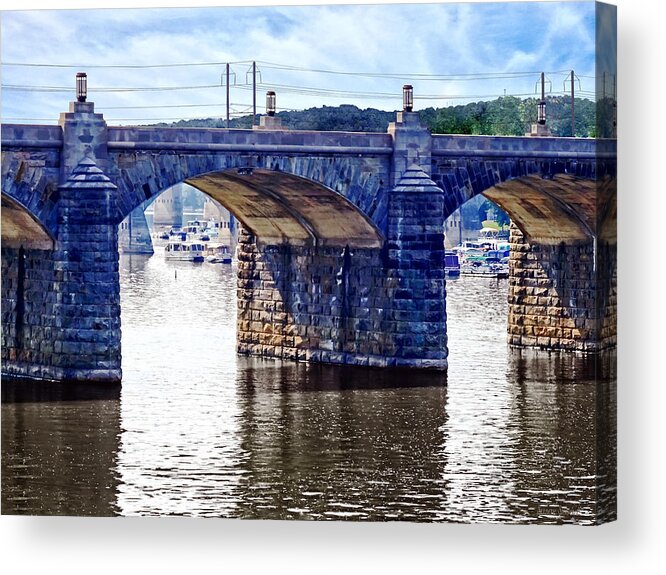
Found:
1,248 -> 616,523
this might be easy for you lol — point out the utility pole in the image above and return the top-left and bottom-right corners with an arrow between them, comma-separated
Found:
570,70 -> 575,137
252,61 -> 257,127
537,72 -> 546,126
226,63 -> 230,129
612,73 -> 617,138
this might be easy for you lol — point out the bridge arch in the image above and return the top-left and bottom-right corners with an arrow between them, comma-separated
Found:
185,169 -> 384,248
432,156 -> 615,245
432,156 -> 616,353
111,149 -> 389,238
1,192 -> 55,250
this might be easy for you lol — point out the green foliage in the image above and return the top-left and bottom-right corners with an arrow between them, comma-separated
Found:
155,96 -> 597,137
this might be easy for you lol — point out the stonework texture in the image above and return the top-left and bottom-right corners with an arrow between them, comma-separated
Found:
1,111 -> 617,384
236,236 -> 446,369
507,223 -> 617,352
2,158 -> 122,383
234,164 -> 449,370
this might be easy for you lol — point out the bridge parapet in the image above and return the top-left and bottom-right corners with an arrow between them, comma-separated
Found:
107,126 -> 393,155
1,124 -> 63,148
431,134 -> 616,159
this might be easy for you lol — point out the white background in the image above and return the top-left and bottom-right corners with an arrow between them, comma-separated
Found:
1,1 -> 663,573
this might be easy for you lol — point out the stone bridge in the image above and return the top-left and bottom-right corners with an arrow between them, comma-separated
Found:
1,99 -> 616,384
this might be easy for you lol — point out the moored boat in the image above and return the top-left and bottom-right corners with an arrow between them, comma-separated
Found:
444,250 -> 461,277
164,238 -> 205,262
205,243 -> 233,264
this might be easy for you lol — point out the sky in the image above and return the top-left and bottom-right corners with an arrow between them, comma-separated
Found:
1,1 -> 601,126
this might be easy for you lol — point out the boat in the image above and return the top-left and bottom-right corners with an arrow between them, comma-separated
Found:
460,260 -> 508,278
451,226 -> 511,279
164,237 -> 205,262
205,243 -> 233,264
444,251 -> 461,277
478,227 -> 510,250
202,219 -> 221,239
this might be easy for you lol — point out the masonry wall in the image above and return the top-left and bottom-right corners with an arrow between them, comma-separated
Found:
1,236 -> 121,383
507,224 -> 617,352
1,247 -> 59,380
236,229 -> 447,369
1,161 -> 122,384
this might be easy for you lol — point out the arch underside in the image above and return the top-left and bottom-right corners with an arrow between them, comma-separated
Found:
186,168 -> 384,248
482,174 -> 615,245
1,194 -> 54,250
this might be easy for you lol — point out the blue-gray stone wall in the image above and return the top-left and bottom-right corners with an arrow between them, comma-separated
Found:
237,232 -> 399,368
52,195 -> 121,381
236,235 -> 447,369
1,246 -> 59,380
1,229 -> 121,383
386,168 -> 448,368
1,159 -> 122,384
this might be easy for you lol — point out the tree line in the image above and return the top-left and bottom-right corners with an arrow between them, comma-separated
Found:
157,95 -> 600,137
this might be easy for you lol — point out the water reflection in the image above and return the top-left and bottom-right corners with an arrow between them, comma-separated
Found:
233,359 -> 448,520
1,382 -> 121,516
0,251 -> 616,522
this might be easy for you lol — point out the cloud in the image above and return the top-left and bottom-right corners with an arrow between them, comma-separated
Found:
1,2 -> 599,125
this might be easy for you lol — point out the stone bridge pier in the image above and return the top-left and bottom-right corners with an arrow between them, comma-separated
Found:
2,158 -> 121,383
234,164 -> 447,369
1,98 -> 616,385
507,224 -> 616,352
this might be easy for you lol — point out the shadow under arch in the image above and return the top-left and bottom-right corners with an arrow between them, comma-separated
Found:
185,168 -> 384,249
482,173 -> 612,245
1,193 -> 55,250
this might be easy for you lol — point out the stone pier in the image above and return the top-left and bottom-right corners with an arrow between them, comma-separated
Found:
2,158 -> 121,383
507,224 -> 616,352
235,164 -> 448,369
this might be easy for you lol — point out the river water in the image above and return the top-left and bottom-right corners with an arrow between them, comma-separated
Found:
1,248 -> 616,523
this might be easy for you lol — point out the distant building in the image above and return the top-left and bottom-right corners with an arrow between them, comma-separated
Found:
118,207 -> 154,254
202,196 -> 238,248
153,184 -> 184,227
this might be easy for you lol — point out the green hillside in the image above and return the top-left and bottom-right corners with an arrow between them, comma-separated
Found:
155,95 -> 598,138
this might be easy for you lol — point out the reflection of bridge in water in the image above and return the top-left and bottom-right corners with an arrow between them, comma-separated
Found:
1,96 -> 615,384
0,350 -> 616,522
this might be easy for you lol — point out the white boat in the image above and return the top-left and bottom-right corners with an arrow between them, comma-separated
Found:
164,238 -> 205,262
461,261 -> 508,278
205,243 -> 233,264
478,227 -> 510,250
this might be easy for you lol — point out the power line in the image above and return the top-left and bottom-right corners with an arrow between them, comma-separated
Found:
100,102 -> 251,110
1,60 -> 252,69
2,79 -> 576,102
257,60 -> 572,81
2,58 -> 578,82
2,83 -> 227,93
244,82 -> 572,101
